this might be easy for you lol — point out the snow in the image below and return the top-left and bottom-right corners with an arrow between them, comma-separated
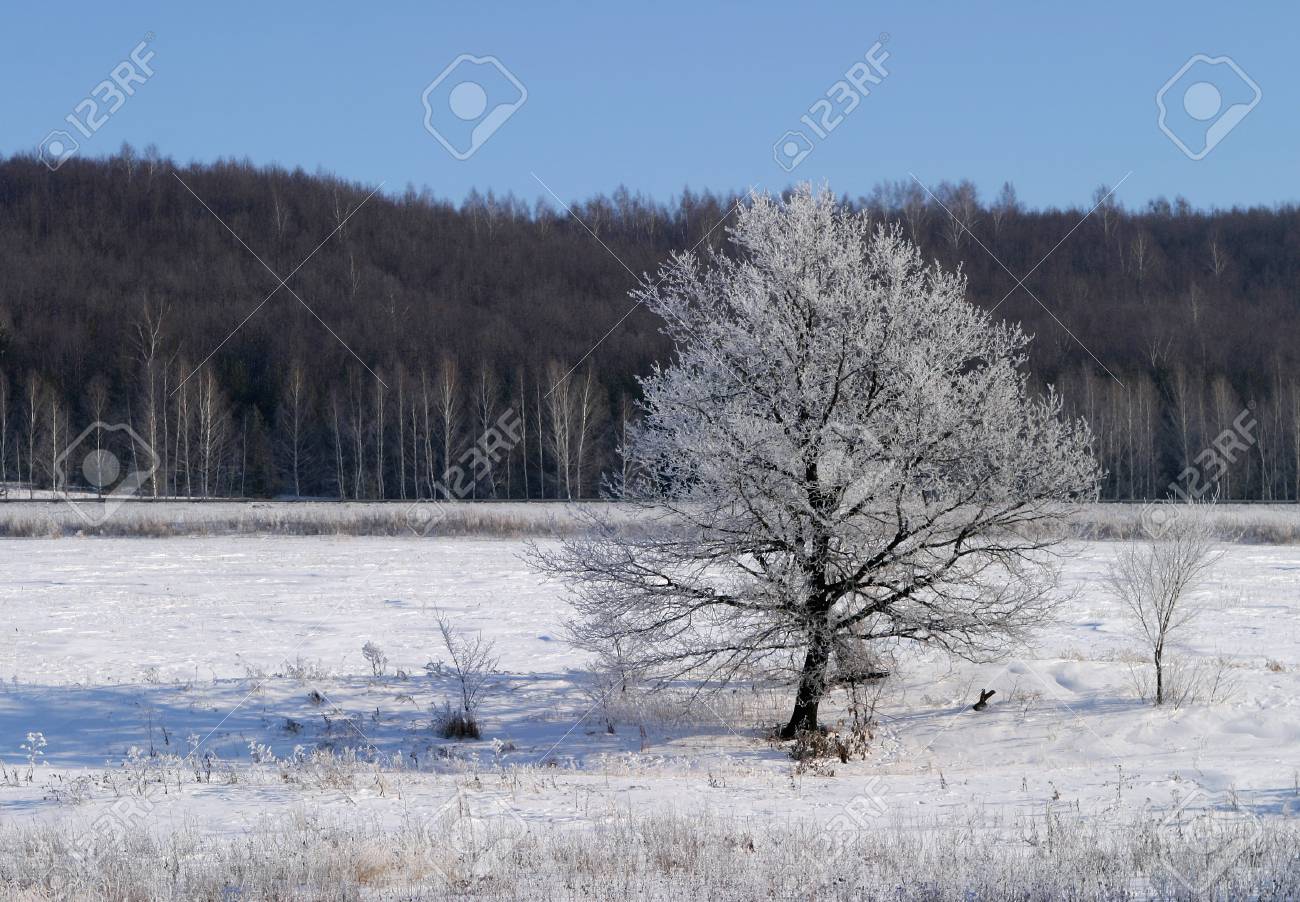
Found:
1,534 -> 1298,846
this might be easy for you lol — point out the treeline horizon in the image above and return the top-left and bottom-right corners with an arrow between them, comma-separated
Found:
1,146 -> 1298,501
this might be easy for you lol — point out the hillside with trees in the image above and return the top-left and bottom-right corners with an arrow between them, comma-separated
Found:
1,147 -> 1297,500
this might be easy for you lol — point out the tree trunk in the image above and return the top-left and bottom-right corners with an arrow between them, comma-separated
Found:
1154,647 -> 1164,706
781,624 -> 833,738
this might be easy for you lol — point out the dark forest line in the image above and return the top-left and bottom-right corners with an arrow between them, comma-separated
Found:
0,147 -> 1297,501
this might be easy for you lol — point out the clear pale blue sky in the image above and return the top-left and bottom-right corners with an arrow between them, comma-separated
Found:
5,0 -> 1295,210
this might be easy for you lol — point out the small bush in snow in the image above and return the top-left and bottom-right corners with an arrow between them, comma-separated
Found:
20,731 -> 46,781
784,722 -> 871,768
433,700 -> 481,740
429,607 -> 499,739
361,641 -> 388,676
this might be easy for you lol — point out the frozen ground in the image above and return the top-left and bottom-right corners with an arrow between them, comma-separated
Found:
0,533 -> 1297,896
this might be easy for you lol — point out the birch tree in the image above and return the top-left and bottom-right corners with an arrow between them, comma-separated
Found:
0,371 -> 8,486
134,299 -> 167,497
573,368 -> 604,499
173,361 -> 194,497
25,375 -> 44,495
534,186 -> 1098,737
196,369 -> 228,496
329,388 -> 346,498
544,360 -> 575,499
395,364 -> 408,500
434,355 -> 461,497
280,361 -> 310,497
373,372 -> 386,499
474,364 -> 501,498
46,388 -> 63,494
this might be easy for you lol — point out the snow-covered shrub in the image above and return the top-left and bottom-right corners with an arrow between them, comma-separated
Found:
281,655 -> 331,682
362,640 -> 388,676
429,608 -> 499,739
20,731 -> 46,781
434,699 -> 481,740
1125,654 -> 1241,708
784,722 -> 871,769
1105,508 -> 1222,705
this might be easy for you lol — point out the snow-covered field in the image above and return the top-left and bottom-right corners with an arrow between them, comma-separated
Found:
1,531 -> 1298,898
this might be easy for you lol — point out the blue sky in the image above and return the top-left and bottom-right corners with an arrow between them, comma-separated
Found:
5,0 -> 1294,210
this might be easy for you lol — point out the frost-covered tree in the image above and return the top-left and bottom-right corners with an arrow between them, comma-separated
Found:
535,186 -> 1099,737
1104,506 -> 1221,705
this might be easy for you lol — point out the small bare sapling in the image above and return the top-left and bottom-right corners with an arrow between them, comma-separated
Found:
361,641 -> 388,676
431,608 -> 500,739
1104,508 -> 1222,706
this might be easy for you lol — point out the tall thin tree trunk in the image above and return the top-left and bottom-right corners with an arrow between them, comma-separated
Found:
331,392 -> 346,499
396,368 -> 406,500
518,370 -> 529,500
374,376 -> 386,499
535,381 -> 545,499
26,377 -> 39,496
0,374 -> 8,485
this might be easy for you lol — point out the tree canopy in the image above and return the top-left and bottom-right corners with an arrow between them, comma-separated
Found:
537,187 -> 1098,735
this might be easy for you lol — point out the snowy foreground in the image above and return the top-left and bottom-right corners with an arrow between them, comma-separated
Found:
1,534 -> 1298,899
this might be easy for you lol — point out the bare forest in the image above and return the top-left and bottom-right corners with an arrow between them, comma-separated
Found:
0,148 -> 1296,501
